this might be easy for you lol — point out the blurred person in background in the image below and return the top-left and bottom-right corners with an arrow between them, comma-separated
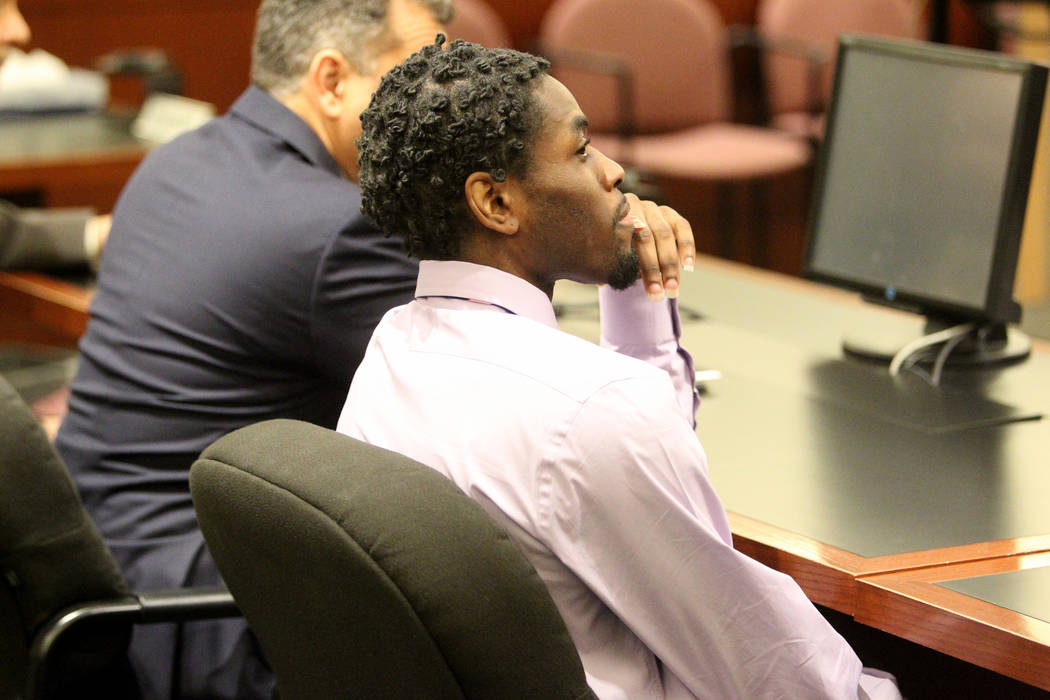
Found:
0,0 -> 111,270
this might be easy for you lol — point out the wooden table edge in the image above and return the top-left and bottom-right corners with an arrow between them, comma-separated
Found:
853,552 -> 1050,691
728,510 -> 1050,614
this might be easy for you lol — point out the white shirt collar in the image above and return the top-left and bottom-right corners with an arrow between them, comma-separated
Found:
415,260 -> 559,330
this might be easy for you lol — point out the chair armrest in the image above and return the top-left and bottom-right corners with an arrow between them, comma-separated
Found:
25,586 -> 240,700
136,585 -> 239,622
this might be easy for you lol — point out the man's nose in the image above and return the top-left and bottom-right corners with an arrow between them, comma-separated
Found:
594,146 -> 625,190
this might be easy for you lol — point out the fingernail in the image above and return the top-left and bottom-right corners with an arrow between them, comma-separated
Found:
632,217 -> 647,230
647,283 -> 665,301
665,286 -> 679,299
683,258 -> 694,272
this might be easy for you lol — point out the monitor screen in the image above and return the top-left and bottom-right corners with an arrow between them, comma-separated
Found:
803,35 -> 1047,368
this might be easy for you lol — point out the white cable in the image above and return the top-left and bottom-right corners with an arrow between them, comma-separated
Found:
929,324 -> 976,386
888,322 -> 976,378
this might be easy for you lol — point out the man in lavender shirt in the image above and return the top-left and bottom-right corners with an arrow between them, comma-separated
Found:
338,36 -> 901,699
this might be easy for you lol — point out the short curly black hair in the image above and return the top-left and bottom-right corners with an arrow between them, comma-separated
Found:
358,35 -> 550,260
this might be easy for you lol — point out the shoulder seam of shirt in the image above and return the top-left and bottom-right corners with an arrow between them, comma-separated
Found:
405,316 -> 667,407
531,371 -> 684,541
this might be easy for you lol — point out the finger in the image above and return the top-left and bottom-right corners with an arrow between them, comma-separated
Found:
628,196 -> 686,300
639,199 -> 681,298
659,204 -> 695,273
624,195 -> 666,300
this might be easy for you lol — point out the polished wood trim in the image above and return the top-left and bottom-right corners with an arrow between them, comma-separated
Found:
0,273 -> 91,348
855,552 -> 1050,692
729,512 -> 861,613
0,150 -> 144,210
729,511 -> 1050,614
0,144 -> 146,173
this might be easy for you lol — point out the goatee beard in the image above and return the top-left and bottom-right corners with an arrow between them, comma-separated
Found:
607,248 -> 641,290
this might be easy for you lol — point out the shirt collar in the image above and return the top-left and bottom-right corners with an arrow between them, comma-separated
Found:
415,260 -> 559,330
229,85 -> 343,178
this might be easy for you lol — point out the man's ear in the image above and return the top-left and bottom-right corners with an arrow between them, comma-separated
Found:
464,172 -> 520,236
306,49 -> 354,118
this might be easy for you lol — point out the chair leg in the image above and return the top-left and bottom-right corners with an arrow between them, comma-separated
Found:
751,179 -> 772,270
714,182 -> 736,261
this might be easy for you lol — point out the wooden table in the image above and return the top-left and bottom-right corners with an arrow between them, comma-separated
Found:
856,552 -> 1050,691
673,256 -> 1050,606
554,254 -> 1050,692
0,111 -> 144,349
0,111 -> 147,210
0,272 -> 91,348
686,258 -> 1050,693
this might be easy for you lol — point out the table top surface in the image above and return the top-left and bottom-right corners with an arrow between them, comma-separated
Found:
855,551 -> 1050,691
554,256 -> 1050,576
941,562 -> 1050,625
694,324 -> 1050,560
0,110 -> 145,165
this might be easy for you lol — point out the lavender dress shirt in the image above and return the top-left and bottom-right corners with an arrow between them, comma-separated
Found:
338,260 -> 900,700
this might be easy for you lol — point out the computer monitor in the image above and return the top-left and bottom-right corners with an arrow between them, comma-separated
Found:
803,35 -> 1048,368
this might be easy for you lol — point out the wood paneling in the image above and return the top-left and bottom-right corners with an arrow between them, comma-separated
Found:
20,0 -> 258,113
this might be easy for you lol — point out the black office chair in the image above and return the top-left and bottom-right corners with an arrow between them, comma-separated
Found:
0,375 -> 240,700
190,419 -> 596,700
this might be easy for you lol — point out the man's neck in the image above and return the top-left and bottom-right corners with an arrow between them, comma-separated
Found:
280,89 -> 357,181
458,241 -> 554,300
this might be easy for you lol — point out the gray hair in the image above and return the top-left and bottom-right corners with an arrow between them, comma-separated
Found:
251,0 -> 454,96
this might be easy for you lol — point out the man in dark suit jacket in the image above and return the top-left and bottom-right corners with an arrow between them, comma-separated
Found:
54,0 -> 451,697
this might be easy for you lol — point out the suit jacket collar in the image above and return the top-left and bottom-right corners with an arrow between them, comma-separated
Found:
229,85 -> 343,178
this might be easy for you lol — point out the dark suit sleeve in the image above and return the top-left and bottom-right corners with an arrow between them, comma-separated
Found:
309,214 -> 419,389
0,199 -> 93,269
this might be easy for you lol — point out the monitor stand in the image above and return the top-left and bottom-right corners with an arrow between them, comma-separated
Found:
842,318 -> 1031,368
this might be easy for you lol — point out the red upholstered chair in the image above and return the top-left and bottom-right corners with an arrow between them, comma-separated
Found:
755,0 -> 923,141
445,0 -> 513,48
537,0 -> 813,267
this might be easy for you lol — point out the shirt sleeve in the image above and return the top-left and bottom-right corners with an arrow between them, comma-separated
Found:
598,280 -> 699,426
541,376 -> 869,699
0,200 -> 93,269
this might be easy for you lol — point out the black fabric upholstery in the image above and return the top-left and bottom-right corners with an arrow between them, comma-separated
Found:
191,419 -> 596,700
0,375 -> 131,698
0,584 -> 28,697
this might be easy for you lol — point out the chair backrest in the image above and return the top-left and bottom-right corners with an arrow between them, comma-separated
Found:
538,0 -> 731,134
190,419 -> 595,700
0,375 -> 130,698
445,0 -> 513,48
758,0 -> 921,117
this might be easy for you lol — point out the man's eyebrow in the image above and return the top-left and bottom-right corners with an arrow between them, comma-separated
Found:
572,115 -> 589,134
